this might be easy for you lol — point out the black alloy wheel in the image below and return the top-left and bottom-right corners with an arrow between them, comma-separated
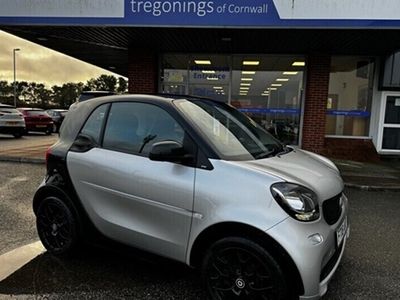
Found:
36,197 -> 79,256
202,237 -> 287,300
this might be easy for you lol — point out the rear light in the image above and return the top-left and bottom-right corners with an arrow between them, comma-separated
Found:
45,147 -> 52,169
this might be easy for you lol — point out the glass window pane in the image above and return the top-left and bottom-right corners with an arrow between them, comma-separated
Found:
384,96 -> 400,124
188,55 -> 230,103
382,128 -> 400,150
326,57 -> 374,136
80,104 -> 108,144
161,54 -> 188,95
232,55 -> 304,145
103,102 -> 184,155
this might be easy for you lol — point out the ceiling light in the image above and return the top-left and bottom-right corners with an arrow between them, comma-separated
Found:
271,84 -> 282,87
276,78 -> 289,82
195,60 -> 211,65
241,78 -> 253,81
240,93 -> 248,96
269,88 -> 277,90
240,87 -> 249,90
292,61 -> 305,67
240,83 -> 251,86
283,71 -> 298,75
261,94 -> 269,96
263,91 -> 270,94
213,86 -> 223,89
241,71 -> 256,75
243,61 -> 260,66
202,70 -> 215,74
207,77 -> 218,81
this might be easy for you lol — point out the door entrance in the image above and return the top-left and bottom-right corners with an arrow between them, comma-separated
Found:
378,93 -> 400,152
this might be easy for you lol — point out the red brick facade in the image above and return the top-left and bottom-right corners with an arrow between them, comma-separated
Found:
302,55 -> 331,154
324,138 -> 380,162
128,50 -> 158,94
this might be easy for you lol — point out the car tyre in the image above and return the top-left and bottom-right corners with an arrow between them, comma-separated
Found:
13,132 -> 22,138
36,196 -> 80,256
201,237 -> 288,300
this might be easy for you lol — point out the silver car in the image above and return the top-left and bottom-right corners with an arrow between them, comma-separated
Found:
33,95 -> 349,300
0,104 -> 26,138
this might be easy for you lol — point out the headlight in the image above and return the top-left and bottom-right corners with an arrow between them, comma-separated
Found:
271,183 -> 320,222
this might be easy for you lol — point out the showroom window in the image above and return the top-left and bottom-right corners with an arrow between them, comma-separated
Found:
326,57 -> 375,137
161,54 -> 305,145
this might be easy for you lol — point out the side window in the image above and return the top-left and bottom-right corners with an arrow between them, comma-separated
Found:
80,104 -> 109,144
103,102 -> 184,155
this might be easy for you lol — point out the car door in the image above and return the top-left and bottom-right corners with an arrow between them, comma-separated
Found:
67,102 -> 196,262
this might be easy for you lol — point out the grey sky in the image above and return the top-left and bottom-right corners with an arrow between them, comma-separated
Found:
0,30 -> 121,87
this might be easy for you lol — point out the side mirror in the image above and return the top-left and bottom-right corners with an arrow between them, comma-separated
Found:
149,141 -> 189,163
70,134 -> 97,152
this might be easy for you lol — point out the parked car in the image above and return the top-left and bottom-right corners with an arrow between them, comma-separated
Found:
46,109 -> 68,133
34,95 -> 349,300
78,91 -> 115,102
0,104 -> 25,138
17,108 -> 53,135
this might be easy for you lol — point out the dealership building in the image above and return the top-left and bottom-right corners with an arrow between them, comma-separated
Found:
1,0 -> 400,161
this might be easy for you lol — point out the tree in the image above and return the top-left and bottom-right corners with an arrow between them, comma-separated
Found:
83,74 -> 118,92
52,82 -> 83,108
117,77 -> 128,94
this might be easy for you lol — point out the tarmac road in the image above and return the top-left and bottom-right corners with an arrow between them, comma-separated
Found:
0,161 -> 399,299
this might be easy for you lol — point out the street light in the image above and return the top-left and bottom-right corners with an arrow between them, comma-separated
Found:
13,48 -> 20,108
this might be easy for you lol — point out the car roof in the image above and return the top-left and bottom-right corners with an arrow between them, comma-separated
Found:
80,91 -> 115,95
18,107 -> 44,111
0,103 -> 15,108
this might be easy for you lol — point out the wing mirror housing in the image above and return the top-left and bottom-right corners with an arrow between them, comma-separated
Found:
149,141 -> 192,163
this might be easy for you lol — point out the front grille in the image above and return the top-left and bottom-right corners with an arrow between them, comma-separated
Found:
323,193 -> 342,225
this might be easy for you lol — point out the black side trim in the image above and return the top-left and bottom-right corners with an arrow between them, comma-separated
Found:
320,241 -> 344,282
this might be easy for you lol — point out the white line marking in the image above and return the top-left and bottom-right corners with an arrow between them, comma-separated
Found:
0,241 -> 45,282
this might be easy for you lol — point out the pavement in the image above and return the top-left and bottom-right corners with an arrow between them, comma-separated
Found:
1,134 -> 399,191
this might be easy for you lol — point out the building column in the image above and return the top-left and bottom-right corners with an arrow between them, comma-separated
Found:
128,49 -> 158,94
302,55 -> 331,153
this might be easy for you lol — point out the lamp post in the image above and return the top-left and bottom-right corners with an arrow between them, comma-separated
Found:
13,48 -> 20,108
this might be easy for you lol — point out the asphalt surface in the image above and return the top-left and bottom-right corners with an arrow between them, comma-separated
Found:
0,162 -> 400,299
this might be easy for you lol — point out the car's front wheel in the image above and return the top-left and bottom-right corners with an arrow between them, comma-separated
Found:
36,196 -> 80,256
201,237 -> 288,300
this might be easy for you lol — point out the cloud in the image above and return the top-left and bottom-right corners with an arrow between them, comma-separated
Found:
0,30 -> 122,87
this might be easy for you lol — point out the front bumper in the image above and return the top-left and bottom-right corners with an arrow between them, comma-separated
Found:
266,194 -> 350,299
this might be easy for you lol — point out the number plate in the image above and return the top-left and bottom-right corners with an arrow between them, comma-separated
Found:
336,217 -> 347,247
6,121 -> 18,125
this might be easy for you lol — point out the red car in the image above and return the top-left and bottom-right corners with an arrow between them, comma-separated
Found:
17,108 -> 54,135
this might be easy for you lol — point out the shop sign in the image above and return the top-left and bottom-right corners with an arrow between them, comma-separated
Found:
326,110 -> 371,117
2,0 -> 400,28
239,108 -> 300,115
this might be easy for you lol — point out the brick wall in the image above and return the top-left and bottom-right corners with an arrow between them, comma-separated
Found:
324,138 -> 380,162
302,55 -> 331,154
128,50 -> 158,94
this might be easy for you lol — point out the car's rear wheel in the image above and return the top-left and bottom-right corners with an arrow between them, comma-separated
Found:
201,237 -> 288,300
36,197 -> 80,256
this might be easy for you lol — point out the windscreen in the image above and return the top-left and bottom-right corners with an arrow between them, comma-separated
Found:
175,99 -> 284,161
